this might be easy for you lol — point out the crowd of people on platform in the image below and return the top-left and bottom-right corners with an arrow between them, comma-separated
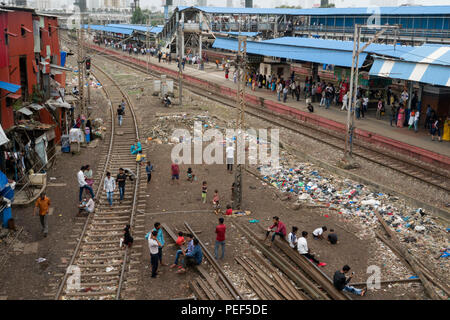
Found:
222,65 -> 447,141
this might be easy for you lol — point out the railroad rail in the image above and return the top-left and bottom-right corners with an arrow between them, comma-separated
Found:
233,222 -> 351,300
86,44 -> 450,197
53,58 -> 143,299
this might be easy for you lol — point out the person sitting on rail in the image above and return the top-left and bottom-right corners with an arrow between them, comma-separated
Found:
122,224 -> 134,248
78,196 -> 95,215
170,233 -> 194,270
130,139 -> 142,155
288,226 -> 299,249
175,231 -> 185,248
177,238 -> 203,274
264,216 -> 287,246
297,231 -> 327,267
333,265 -> 366,296
136,150 -> 146,166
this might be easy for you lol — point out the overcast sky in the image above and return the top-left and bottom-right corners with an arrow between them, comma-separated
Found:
139,0 -> 450,9
48,0 -> 450,11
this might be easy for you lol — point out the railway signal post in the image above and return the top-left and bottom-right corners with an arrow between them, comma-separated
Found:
233,36 -> 247,210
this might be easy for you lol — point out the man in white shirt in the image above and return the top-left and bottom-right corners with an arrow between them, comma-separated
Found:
312,226 -> 327,240
297,231 -> 327,267
79,197 -> 95,214
226,143 -> 234,173
288,226 -> 298,249
78,166 -> 95,202
103,171 -> 116,206
148,230 -> 161,278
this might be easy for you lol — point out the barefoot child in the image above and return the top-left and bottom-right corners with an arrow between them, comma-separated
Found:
213,190 -> 220,215
201,181 -> 207,204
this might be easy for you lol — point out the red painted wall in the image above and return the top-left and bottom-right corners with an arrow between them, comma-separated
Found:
7,11 -> 36,98
0,12 -> 14,130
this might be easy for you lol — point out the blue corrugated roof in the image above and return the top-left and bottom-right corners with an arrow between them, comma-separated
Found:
0,81 -> 20,93
83,24 -> 133,35
370,58 -> 450,87
178,5 -> 450,16
399,45 -> 450,66
218,31 -> 260,37
106,24 -> 162,34
263,37 -> 416,59
212,37 -> 367,68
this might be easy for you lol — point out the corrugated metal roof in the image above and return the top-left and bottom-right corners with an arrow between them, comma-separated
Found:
83,25 -> 133,35
0,81 -> 20,93
178,5 -> 450,16
106,24 -> 162,34
263,37 -> 416,59
369,58 -> 450,87
219,31 -> 261,37
399,45 -> 450,66
212,37 -> 366,68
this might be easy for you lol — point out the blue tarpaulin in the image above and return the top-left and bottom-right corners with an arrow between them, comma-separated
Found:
0,81 -> 20,93
60,51 -> 67,67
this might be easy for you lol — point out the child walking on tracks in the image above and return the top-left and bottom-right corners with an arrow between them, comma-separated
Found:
201,181 -> 207,204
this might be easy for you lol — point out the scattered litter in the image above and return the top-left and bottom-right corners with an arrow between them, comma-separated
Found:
35,258 -> 46,263
106,267 -> 114,272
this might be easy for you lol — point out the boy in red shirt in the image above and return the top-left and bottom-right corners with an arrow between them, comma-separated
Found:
175,231 -> 185,248
171,160 -> 180,185
225,204 -> 232,216
215,218 -> 226,259
265,216 -> 287,246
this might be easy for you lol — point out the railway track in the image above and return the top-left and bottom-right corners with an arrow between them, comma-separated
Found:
87,44 -> 450,197
233,222 -> 351,300
51,60 -> 146,300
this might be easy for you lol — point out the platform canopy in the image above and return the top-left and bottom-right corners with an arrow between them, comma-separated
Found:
213,37 -> 367,68
369,45 -> 450,87
177,5 -> 450,16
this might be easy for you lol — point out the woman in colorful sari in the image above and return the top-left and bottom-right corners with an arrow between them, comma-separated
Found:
397,105 -> 405,128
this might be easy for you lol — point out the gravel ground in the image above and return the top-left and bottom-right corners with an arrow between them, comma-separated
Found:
1,49 -> 441,300
91,56 -> 447,300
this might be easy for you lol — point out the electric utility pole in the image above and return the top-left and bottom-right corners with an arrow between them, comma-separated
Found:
233,36 -> 247,210
344,24 -> 400,161
177,24 -> 183,106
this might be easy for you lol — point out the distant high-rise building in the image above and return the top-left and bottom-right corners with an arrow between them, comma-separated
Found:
245,0 -> 252,8
14,0 -> 28,6
226,0 -> 233,7
197,0 -> 207,6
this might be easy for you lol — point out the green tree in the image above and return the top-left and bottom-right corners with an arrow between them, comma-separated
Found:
131,7 -> 146,24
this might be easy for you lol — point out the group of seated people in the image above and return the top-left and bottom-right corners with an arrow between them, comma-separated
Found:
266,216 -> 366,296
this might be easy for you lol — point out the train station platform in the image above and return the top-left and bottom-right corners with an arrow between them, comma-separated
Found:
88,44 -> 450,167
